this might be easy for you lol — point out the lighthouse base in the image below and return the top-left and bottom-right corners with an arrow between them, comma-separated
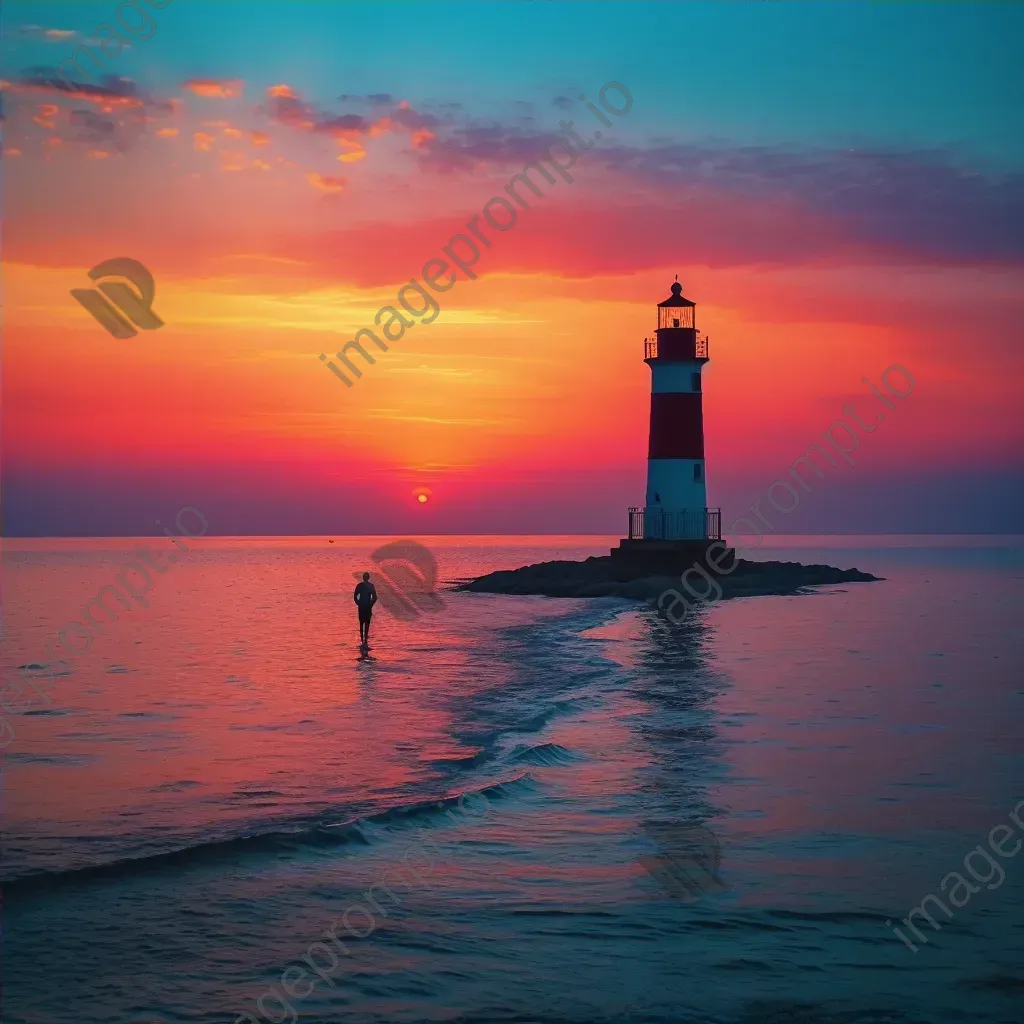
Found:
608,539 -> 735,581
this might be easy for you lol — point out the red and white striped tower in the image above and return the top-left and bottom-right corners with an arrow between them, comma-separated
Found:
610,280 -> 728,578
641,280 -> 713,540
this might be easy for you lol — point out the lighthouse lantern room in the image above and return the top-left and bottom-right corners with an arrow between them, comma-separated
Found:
611,280 -> 730,577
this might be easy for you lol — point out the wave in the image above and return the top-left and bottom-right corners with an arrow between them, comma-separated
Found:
3,772 -> 533,895
509,742 -> 579,766
447,603 -> 626,763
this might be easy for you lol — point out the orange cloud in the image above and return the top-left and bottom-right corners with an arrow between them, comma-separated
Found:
1,79 -> 128,109
185,78 -> 243,99
87,150 -> 110,160
4,147 -> 23,157
156,127 -> 179,138
306,172 -> 346,193
223,127 -> 244,138
411,128 -> 435,149
220,150 -> 248,172
336,137 -> 366,163
267,84 -> 296,98
251,131 -> 271,147
33,103 -> 59,129
253,159 -> 271,171
193,131 -> 215,151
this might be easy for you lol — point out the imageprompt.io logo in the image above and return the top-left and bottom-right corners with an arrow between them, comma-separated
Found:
640,822 -> 726,904
357,539 -> 445,622
71,257 -> 164,339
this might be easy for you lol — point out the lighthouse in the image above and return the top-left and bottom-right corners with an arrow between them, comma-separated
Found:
611,280 -> 731,576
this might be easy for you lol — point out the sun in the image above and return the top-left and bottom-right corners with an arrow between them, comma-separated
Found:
413,486 -> 432,505
417,494 -> 429,504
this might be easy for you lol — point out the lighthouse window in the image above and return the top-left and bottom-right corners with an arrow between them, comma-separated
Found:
693,463 -> 702,481
691,373 -> 701,392
673,317 -> 680,327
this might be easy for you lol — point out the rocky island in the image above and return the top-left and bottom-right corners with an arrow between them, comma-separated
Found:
456,554 -> 882,608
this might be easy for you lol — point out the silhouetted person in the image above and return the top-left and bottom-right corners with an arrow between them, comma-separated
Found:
354,572 -> 377,646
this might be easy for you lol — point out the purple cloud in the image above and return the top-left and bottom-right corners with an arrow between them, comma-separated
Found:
600,141 -> 1024,263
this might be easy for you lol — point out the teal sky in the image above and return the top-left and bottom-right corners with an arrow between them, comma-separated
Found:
8,1 -> 1024,166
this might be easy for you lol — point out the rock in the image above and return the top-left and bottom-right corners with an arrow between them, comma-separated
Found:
455,556 -> 882,605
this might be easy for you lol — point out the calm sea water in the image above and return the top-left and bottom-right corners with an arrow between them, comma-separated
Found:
2,535 -> 1022,1024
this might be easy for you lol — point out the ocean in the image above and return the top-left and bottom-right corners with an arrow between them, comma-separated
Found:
3,535 -> 1022,1024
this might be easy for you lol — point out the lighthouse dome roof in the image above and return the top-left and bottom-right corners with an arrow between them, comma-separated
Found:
658,281 -> 695,308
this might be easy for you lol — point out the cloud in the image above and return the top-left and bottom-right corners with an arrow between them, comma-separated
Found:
18,25 -> 80,42
220,150 -> 247,172
32,103 -> 59,128
68,107 -> 117,142
404,115 -> 1024,265
306,172 -> 346,193
264,85 -> 439,153
2,70 -> 175,154
428,101 -> 464,116
598,141 -> 1024,264
316,112 -> 368,137
265,85 -> 315,130
16,24 -> 133,49
339,97 -> 1022,266
390,99 -> 437,132
6,70 -> 171,116
176,171 -> 1015,288
338,93 -> 394,104
410,128 -> 435,150
6,70 -> 1018,275
184,78 -> 243,98
414,122 -> 567,173
336,141 -> 366,163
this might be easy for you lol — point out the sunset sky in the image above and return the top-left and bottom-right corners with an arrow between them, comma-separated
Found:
3,0 -> 1022,536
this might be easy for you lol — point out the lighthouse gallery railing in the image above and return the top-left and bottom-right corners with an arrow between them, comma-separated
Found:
628,507 -> 722,542
644,333 -> 710,360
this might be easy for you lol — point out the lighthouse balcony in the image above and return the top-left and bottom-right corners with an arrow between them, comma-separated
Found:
628,506 -> 722,542
644,331 -> 710,362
